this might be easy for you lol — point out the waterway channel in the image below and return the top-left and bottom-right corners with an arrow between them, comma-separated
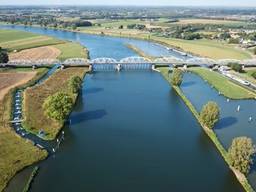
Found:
0,25 -> 245,191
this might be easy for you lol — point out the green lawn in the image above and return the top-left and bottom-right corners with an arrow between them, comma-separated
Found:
53,42 -> 88,61
188,67 -> 256,99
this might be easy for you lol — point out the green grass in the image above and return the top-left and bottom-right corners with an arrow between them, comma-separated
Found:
0,68 -> 49,192
188,67 -> 256,99
53,42 -> 88,61
151,37 -> 251,60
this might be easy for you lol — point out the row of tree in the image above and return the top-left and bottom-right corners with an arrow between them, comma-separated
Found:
170,68 -> 255,175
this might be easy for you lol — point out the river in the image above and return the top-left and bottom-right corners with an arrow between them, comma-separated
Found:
0,25 -> 244,191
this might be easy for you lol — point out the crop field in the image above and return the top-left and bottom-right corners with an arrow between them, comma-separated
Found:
9,46 -> 61,61
23,67 -> 88,140
0,68 -> 48,192
0,29 -> 64,51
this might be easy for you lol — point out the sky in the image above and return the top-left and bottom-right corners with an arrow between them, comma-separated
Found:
0,0 -> 256,6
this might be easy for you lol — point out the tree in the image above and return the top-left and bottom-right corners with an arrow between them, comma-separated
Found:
0,47 -> 9,63
43,92 -> 73,121
200,101 -> 220,129
254,47 -> 256,55
229,63 -> 243,73
252,72 -> 256,79
68,76 -> 82,93
171,68 -> 183,86
228,137 -> 256,175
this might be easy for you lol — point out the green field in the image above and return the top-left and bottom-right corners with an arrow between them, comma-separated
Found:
0,29 -> 64,51
188,67 -> 256,99
53,42 -> 88,61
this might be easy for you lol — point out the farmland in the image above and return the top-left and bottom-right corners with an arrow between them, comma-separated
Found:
9,46 -> 61,60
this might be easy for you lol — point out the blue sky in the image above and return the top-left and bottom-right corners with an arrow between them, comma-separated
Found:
0,0 -> 256,6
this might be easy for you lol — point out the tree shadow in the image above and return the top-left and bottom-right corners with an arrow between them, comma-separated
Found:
71,109 -> 107,124
215,116 -> 238,129
181,81 -> 196,88
85,87 -> 104,94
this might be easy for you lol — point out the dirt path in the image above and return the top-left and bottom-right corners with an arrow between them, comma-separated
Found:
9,46 -> 61,60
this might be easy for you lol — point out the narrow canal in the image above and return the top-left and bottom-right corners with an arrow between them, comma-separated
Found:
0,25 -> 244,191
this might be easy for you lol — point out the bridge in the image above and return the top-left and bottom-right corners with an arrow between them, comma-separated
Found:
1,57 -> 256,71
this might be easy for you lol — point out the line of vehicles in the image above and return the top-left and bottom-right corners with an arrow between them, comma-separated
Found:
218,66 -> 256,90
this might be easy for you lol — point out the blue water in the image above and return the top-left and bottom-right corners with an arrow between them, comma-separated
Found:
1,25 -> 244,192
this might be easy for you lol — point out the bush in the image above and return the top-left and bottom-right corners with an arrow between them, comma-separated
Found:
228,137 -> 256,175
252,72 -> 256,79
68,76 -> 82,93
171,68 -> 183,86
0,47 -> 9,63
229,63 -> 243,73
200,101 -> 220,129
43,92 -> 73,121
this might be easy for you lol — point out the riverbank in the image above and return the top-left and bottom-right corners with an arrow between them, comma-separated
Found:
125,43 -> 156,60
22,67 -> 89,140
1,23 -> 252,60
0,68 -> 49,192
159,67 -> 254,192
188,67 -> 256,99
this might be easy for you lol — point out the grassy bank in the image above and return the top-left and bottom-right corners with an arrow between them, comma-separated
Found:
53,42 -> 89,61
23,67 -> 89,140
159,67 -> 254,192
188,67 -> 256,99
125,43 -> 156,60
0,68 -> 49,192
22,166 -> 39,192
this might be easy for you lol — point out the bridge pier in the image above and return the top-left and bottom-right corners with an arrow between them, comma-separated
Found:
115,64 -> 121,71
